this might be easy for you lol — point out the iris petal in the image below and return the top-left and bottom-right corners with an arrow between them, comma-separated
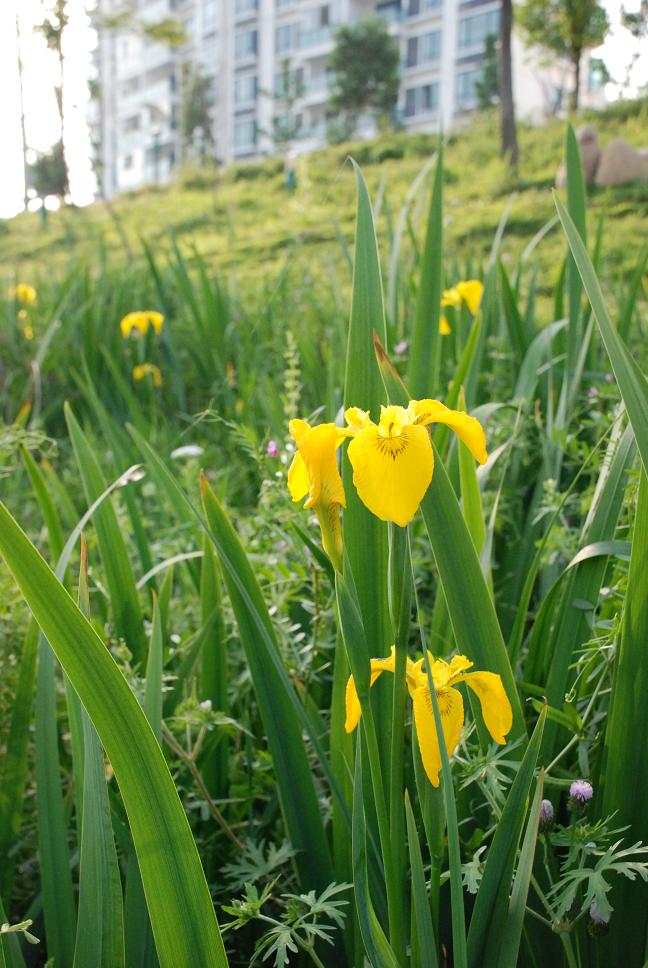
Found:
410,399 -> 488,465
347,422 -> 433,527
462,671 -> 512,745
345,649 -> 396,732
412,684 -> 464,787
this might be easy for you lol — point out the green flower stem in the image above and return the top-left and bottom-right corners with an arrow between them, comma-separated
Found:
358,693 -> 404,959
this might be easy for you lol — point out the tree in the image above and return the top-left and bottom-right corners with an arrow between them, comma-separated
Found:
499,0 -> 519,168
29,141 -> 68,197
474,33 -> 499,109
180,64 -> 214,158
271,59 -> 306,153
36,0 -> 70,193
517,0 -> 609,111
329,18 -> 400,137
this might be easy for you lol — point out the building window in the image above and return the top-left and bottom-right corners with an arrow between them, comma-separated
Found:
234,119 -> 257,148
404,81 -> 439,116
235,0 -> 258,14
235,28 -> 257,59
408,0 -> 441,15
275,23 -> 296,53
235,74 -> 258,104
458,9 -> 500,49
456,67 -> 483,106
407,30 -> 440,66
204,0 -> 217,29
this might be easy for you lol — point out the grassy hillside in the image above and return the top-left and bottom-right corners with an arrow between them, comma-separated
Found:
2,100 -> 648,306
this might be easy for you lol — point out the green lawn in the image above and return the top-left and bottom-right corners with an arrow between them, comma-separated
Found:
3,100 -> 648,316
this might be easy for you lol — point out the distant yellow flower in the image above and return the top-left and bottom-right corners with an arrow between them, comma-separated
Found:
120,310 -> 165,337
23,324 -> 34,341
345,649 -> 512,786
133,363 -> 162,386
345,399 -> 487,527
442,279 -> 483,314
440,279 -> 484,334
11,284 -> 37,306
288,419 -> 347,571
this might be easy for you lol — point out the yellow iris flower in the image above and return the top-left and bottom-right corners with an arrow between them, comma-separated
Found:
345,648 -> 512,787
345,399 -> 487,528
440,279 -> 484,335
133,363 -> 163,386
120,310 -> 165,338
287,419 -> 347,571
11,284 -> 37,305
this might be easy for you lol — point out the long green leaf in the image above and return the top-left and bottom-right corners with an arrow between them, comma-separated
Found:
554,194 -> 648,474
598,470 -> 648,963
0,501 -> 227,968
65,404 -> 147,663
467,705 -> 547,966
74,541 -> 125,968
408,143 -> 443,397
493,770 -> 544,968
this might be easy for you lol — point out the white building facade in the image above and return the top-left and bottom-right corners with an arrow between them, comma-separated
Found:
90,0 -> 606,197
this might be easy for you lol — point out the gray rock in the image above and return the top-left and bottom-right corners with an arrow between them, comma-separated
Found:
595,138 -> 648,187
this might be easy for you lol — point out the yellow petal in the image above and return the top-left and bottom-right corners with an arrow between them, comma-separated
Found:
298,424 -> 346,510
345,407 -> 371,433
462,672 -> 512,745
148,311 -> 164,334
344,648 -> 396,732
412,684 -> 464,787
409,399 -> 487,464
441,287 -> 461,308
439,315 -> 452,335
446,654 -> 474,684
289,418 -> 311,446
287,452 -> 310,503
456,280 -> 484,315
347,422 -> 433,527
120,312 -> 135,337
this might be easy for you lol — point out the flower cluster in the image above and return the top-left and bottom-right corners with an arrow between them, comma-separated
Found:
288,398 -> 487,568
120,310 -> 164,338
345,649 -> 512,787
440,278 -> 483,335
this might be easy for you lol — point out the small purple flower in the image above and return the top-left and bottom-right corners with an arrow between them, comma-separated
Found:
267,440 -> 280,458
587,386 -> 598,398
569,779 -> 593,806
587,901 -> 610,937
604,372 -> 613,383
394,340 -> 408,355
539,799 -> 554,831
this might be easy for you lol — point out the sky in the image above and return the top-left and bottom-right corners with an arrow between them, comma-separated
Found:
0,0 -> 646,220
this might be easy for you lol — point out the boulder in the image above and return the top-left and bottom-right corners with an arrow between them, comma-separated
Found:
556,124 -> 600,188
595,138 -> 648,187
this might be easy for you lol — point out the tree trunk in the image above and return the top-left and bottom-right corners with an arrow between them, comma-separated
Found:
15,15 -> 29,209
570,49 -> 581,111
498,0 -> 519,169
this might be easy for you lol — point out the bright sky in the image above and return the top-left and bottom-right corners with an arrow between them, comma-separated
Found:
0,0 -> 645,220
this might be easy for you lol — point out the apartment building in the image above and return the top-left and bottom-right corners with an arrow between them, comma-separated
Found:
90,0 -> 605,197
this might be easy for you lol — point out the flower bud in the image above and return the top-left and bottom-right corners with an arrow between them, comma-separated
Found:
539,799 -> 554,832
